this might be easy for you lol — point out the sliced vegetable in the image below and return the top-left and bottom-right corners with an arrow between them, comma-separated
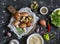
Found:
43,33 -> 50,41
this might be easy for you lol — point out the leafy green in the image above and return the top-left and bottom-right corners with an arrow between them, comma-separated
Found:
16,27 -> 24,35
50,10 -> 60,27
58,10 -> 60,15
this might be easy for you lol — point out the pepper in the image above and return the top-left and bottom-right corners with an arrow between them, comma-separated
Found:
47,23 -> 50,32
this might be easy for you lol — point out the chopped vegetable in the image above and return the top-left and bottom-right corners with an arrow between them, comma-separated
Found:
43,33 -> 50,41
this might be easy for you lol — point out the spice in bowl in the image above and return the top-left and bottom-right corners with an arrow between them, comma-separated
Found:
31,1 -> 39,11
40,6 -> 48,15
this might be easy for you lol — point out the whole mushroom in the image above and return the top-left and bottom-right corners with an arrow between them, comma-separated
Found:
14,12 -> 20,20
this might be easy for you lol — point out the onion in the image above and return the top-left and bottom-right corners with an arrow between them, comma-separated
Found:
39,19 -> 46,27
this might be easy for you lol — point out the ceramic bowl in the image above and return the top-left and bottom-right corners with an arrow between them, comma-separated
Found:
27,33 -> 44,44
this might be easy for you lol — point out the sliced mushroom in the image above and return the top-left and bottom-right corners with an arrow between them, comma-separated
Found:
20,12 -> 29,17
23,28 -> 27,32
28,16 -> 33,22
14,12 -> 21,20
27,22 -> 32,27
20,16 -> 26,22
24,18 -> 29,23
19,23 -> 26,28
12,20 -> 20,27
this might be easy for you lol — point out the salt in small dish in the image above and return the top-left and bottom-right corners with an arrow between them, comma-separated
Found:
40,6 -> 48,15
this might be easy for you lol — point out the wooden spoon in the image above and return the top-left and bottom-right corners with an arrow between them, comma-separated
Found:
7,5 -> 21,20
7,5 -> 17,14
7,5 -> 29,16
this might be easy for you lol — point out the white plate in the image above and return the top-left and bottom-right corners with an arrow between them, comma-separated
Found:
27,33 -> 44,44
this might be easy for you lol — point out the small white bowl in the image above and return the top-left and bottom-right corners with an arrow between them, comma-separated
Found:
27,33 -> 44,44
40,6 -> 48,15
9,39 -> 19,44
